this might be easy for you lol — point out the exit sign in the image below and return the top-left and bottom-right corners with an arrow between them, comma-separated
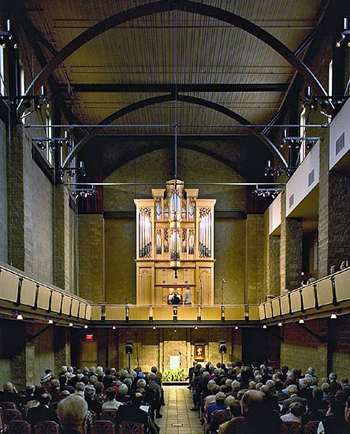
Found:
86,334 -> 94,341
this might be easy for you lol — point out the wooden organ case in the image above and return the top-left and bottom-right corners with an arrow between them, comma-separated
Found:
135,180 -> 216,305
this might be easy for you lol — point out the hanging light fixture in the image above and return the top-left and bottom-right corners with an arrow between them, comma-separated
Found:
330,312 -> 337,319
16,313 -> 23,320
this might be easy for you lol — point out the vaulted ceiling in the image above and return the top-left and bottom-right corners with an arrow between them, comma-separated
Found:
18,0 -> 329,175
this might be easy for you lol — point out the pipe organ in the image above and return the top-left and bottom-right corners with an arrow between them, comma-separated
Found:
135,180 -> 216,305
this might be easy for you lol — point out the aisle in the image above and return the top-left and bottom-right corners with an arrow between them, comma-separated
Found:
156,385 -> 203,434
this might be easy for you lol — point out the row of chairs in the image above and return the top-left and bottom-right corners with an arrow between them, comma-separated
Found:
281,421 -> 319,434
7,420 -> 144,434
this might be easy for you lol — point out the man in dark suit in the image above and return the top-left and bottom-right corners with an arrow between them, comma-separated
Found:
116,393 -> 159,433
281,385 -> 308,414
27,393 -> 59,426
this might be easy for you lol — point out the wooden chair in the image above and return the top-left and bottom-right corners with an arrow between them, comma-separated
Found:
280,422 -> 301,434
303,421 -> 320,434
3,410 -> 21,426
0,403 -> 16,411
91,420 -> 115,434
34,421 -> 60,434
99,411 -> 117,424
119,422 -> 145,434
9,420 -> 31,434
0,408 -> 5,434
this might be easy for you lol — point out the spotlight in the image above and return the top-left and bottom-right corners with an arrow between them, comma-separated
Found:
278,322 -> 283,327
298,318 -> 304,324
153,326 -> 156,330
69,322 -> 73,327
48,319 -> 54,324
263,324 -> 267,329
112,326 -> 116,330
235,326 -> 239,330
16,313 -> 23,320
194,326 -> 198,330
330,312 -> 337,319
23,99 -> 31,109
336,41 -> 341,48
84,324 -> 88,329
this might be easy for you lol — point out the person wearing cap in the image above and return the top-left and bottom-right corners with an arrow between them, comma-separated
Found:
207,392 -> 227,422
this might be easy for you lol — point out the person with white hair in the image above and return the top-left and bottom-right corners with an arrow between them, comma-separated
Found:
75,382 -> 85,397
281,384 -> 308,414
84,385 -> 101,414
58,394 -> 88,434
0,382 -> 21,406
329,372 -> 342,395
116,383 -> 130,403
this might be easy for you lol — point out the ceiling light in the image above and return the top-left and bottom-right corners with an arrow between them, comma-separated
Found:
330,313 -> 337,319
112,326 -> 116,330
263,324 -> 267,329
48,319 -> 54,324
194,326 -> 198,330
69,322 -> 73,327
16,313 -> 23,320
299,318 -> 304,324
278,322 -> 283,327
153,326 -> 156,330
235,326 -> 239,330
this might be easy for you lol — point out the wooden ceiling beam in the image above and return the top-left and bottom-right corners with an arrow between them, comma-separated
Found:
58,83 -> 289,93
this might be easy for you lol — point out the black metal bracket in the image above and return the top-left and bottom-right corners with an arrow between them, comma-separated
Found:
26,323 -> 53,342
47,289 -> 53,313
69,298 -> 73,317
14,278 -> 23,307
270,300 -> 274,319
279,297 -> 283,317
297,323 -> 327,343
59,293 -> 64,315
32,284 -> 39,310
313,282 -> 320,310
299,289 -> 305,313
288,292 -> 293,315
263,303 -> 267,320
331,276 -> 339,307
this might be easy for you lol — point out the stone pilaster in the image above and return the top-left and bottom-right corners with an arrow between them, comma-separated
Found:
53,184 -> 70,290
54,327 -> 71,376
280,191 -> 303,292
7,124 -> 25,269
245,214 -> 265,304
264,210 -> 281,297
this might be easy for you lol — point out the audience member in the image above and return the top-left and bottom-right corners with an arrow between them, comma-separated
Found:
58,394 -> 88,434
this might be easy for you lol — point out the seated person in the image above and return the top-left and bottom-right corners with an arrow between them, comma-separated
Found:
281,402 -> 304,424
27,393 -> 59,426
207,392 -> 227,422
116,392 -> 159,434
58,394 -> 88,434
0,382 -> 21,406
84,385 -> 101,415
169,292 -> 181,305
102,387 -> 123,411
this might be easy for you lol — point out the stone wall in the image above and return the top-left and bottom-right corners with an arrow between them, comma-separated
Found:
280,320 -> 328,378
81,327 -> 242,373
78,214 -> 104,303
263,210 -> 280,298
245,215 -> 264,304
23,129 -> 53,283
0,118 -> 8,262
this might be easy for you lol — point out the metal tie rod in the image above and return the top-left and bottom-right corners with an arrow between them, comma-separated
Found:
24,123 -> 330,128
65,181 -> 286,187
